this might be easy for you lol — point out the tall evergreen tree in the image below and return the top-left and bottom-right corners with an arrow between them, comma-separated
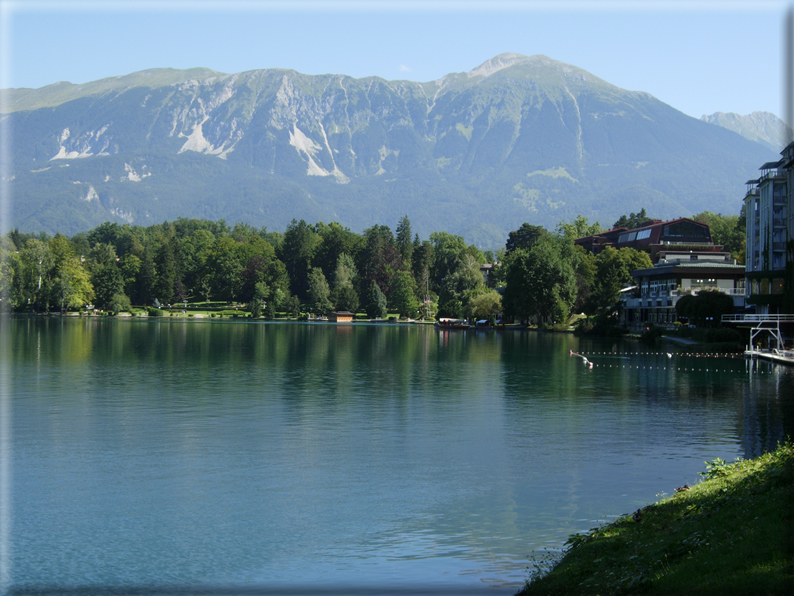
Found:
396,215 -> 413,263
136,246 -> 158,306
365,281 -> 387,319
279,219 -> 319,300
155,241 -> 176,304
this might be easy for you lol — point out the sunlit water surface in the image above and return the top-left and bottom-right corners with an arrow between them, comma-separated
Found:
7,318 -> 793,594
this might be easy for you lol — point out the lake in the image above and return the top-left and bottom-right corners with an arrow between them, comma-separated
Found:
4,317 -> 793,594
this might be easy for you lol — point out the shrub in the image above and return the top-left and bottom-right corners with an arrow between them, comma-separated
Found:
575,318 -> 594,333
640,324 -> 664,343
109,293 -> 132,315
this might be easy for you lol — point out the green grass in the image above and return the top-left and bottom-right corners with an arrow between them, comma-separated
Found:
518,442 -> 794,595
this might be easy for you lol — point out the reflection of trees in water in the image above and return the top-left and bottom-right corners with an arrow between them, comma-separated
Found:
16,319 -> 792,462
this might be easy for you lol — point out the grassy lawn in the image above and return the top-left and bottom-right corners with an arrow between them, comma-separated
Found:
518,442 -> 794,595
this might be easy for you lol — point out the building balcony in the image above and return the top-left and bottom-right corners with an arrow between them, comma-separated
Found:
666,288 -> 743,297
759,170 -> 786,182
626,287 -> 746,310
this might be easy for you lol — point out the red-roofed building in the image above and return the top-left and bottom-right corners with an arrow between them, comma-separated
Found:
575,218 -> 721,262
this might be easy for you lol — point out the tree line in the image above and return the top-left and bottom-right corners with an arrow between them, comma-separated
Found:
0,208 -> 745,324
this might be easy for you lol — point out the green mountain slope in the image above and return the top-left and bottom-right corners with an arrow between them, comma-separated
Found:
2,54 -> 776,245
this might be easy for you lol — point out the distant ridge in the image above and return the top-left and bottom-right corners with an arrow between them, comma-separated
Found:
701,111 -> 793,153
3,54 -> 777,245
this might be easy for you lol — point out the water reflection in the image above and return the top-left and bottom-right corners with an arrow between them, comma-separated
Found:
7,319 -> 794,592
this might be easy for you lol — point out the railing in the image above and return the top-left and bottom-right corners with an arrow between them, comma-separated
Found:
759,169 -> 786,182
723,314 -> 794,322
669,288 -> 745,297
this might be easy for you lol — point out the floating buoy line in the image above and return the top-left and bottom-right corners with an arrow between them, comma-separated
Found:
569,350 -> 789,374
575,351 -> 742,358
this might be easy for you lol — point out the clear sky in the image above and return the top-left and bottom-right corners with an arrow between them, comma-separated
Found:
0,0 -> 791,120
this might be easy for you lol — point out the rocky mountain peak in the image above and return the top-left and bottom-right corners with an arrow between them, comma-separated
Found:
467,53 -> 533,78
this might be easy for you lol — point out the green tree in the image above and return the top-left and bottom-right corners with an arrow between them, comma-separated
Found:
390,269 -> 419,318
365,281 -> 387,319
238,237 -> 288,304
470,290 -> 502,322
555,215 -> 604,242
396,215 -> 413,263
206,236 -> 243,302
0,239 -> 19,311
279,219 -> 319,300
180,229 -> 215,296
572,246 -> 597,314
439,254 -> 484,311
18,239 -> 52,311
119,254 -> 142,300
307,267 -> 333,315
411,240 -> 433,297
502,236 -> 577,324
248,281 -> 269,318
333,285 -> 359,313
613,208 -> 653,230
331,253 -> 359,312
109,293 -> 132,314
590,246 -> 652,311
135,246 -> 158,306
505,223 -> 548,254
693,210 -> 745,263
676,290 -> 735,327
359,225 -> 401,298
155,240 -> 177,304
438,299 -> 463,319
54,258 -> 94,312
92,264 -> 124,309
312,222 -> 363,281
429,231 -> 468,288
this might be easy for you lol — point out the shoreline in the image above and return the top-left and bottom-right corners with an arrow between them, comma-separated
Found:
517,443 -> 794,595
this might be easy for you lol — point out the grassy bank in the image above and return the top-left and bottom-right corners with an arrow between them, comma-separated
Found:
518,442 -> 794,595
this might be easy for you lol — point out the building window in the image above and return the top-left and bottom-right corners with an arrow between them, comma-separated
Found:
760,279 -> 770,294
691,278 -> 717,291
662,221 -> 710,240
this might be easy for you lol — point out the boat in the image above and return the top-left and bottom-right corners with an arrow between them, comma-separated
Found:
434,318 -> 471,330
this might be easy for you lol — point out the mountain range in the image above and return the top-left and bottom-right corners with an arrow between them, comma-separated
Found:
1,53 -> 778,246
701,111 -> 792,154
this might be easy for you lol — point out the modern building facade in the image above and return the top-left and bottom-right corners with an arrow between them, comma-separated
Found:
743,140 -> 794,314
621,251 -> 746,331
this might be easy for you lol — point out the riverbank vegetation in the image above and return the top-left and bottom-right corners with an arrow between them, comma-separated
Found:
517,441 -> 794,595
0,209 -> 745,328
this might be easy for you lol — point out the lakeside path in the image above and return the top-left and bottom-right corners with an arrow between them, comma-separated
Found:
661,335 -> 700,346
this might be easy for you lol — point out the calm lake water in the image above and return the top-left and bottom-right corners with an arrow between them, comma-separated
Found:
5,317 -> 793,594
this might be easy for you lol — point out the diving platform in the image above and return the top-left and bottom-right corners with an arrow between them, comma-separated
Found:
722,314 -> 794,354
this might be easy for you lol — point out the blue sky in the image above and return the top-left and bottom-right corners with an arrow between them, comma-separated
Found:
0,0 -> 791,120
